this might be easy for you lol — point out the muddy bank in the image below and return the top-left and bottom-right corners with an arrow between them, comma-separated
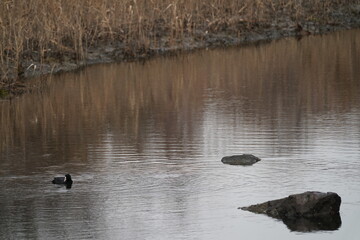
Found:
1,4 -> 360,99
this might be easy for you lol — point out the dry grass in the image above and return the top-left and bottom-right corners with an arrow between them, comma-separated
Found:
0,0 -> 359,86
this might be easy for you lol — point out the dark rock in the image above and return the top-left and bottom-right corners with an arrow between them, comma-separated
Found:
241,191 -> 341,218
240,191 -> 342,232
221,154 -> 261,166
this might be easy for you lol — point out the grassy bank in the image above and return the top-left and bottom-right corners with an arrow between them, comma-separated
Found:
1,0 -> 360,96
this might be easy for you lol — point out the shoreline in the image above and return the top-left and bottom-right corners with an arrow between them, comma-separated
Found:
1,5 -> 360,99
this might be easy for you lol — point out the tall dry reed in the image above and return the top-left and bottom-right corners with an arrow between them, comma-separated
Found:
0,0 -> 359,86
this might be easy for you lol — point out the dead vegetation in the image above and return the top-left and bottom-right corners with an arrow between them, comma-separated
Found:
0,0 -> 359,91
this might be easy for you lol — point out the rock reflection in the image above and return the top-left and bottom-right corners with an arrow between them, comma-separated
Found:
282,213 -> 342,232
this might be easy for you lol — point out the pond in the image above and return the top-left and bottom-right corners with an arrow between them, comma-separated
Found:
0,29 -> 360,240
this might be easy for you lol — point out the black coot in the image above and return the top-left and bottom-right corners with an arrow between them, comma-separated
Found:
52,174 -> 73,188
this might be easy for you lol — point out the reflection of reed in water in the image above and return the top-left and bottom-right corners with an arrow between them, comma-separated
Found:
0,30 -> 359,154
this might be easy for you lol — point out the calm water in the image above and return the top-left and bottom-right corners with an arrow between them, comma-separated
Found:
1,30 -> 360,240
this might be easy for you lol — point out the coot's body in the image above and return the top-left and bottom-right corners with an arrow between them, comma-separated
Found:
52,174 -> 73,188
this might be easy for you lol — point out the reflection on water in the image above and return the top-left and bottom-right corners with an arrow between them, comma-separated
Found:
283,214 -> 342,232
0,30 -> 360,239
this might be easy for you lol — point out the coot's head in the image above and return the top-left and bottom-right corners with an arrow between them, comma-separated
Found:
65,174 -> 73,183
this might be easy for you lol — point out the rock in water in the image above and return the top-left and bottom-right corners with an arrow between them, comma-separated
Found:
240,191 -> 342,232
221,154 -> 260,166
241,191 -> 341,218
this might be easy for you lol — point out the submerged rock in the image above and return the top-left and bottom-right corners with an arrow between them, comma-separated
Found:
240,191 -> 342,232
221,154 -> 261,166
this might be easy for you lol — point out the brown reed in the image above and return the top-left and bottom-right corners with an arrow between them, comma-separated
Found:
0,0 -> 359,88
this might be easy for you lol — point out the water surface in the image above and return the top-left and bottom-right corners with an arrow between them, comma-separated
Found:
1,29 -> 360,240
